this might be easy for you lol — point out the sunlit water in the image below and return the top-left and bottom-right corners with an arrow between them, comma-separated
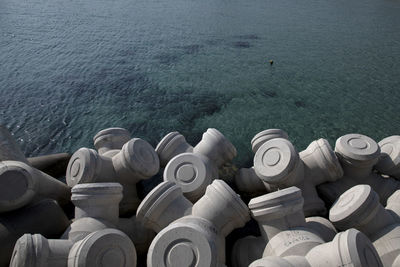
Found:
1,0 -> 399,166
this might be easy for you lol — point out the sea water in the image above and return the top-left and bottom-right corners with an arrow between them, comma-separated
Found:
0,0 -> 399,166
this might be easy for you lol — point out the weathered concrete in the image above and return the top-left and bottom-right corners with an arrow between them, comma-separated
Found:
10,183 -> 145,267
249,187 -> 309,245
0,199 -> 70,267
375,135 -> 400,179
156,131 -> 194,167
386,190 -> 400,221
254,138 -> 343,216
0,161 -> 70,213
305,216 -> 337,242
147,180 -> 249,266
66,138 -> 159,215
66,183 -> 153,255
318,134 -> 400,207
234,129 -> 288,196
136,181 -> 193,233
164,128 -> 236,202
306,228 -> 382,267
68,228 -> 136,267
329,184 -> 400,266
230,215 -> 337,267
249,229 -> 382,267
10,234 -> 73,267
93,127 -> 131,157
11,228 -> 137,267
235,129 -> 343,216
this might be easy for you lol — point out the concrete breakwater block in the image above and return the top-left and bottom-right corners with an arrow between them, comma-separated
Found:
64,183 -> 153,255
0,160 -> 71,213
66,138 -> 159,216
235,129 -> 343,216
156,131 -> 194,167
163,128 -> 237,202
234,129 -> 288,197
318,134 -> 400,207
136,181 -> 193,233
249,187 -> 327,257
375,135 -> 400,179
10,182 -> 160,267
3,125 -> 400,266
146,179 -> 249,266
10,228 -> 136,267
249,229 -> 382,267
253,137 -> 343,216
0,199 -> 70,267
231,216 -> 337,267
93,127 -> 131,157
329,184 -> 400,266
239,186 -> 382,267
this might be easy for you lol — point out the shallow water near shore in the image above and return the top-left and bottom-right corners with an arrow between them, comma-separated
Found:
1,0 -> 399,165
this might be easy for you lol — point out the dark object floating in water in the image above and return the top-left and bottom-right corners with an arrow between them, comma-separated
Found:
269,60 -> 274,65
294,100 -> 306,108
233,41 -> 251,48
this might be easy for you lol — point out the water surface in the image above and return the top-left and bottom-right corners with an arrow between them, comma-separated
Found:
1,0 -> 399,165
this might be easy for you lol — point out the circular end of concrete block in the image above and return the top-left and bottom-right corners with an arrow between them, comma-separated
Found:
136,181 -> 182,228
93,128 -> 131,152
314,139 -> 343,181
251,129 -> 289,154
156,132 -> 189,167
0,161 -> 36,212
335,134 -> 380,163
249,186 -> 303,220
68,228 -> 137,267
121,138 -> 159,178
164,153 -> 211,201
329,185 -> 379,230
335,229 -> 382,267
66,148 -> 98,186
254,138 -> 300,184
376,135 -> 400,177
147,223 -> 217,267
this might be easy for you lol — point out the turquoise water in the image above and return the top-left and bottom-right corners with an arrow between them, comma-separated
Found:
1,0 -> 399,165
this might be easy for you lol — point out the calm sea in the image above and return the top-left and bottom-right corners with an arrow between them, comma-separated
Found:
1,0 -> 399,165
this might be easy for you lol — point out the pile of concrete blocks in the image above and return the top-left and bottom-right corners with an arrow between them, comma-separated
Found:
1,124 -> 400,266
